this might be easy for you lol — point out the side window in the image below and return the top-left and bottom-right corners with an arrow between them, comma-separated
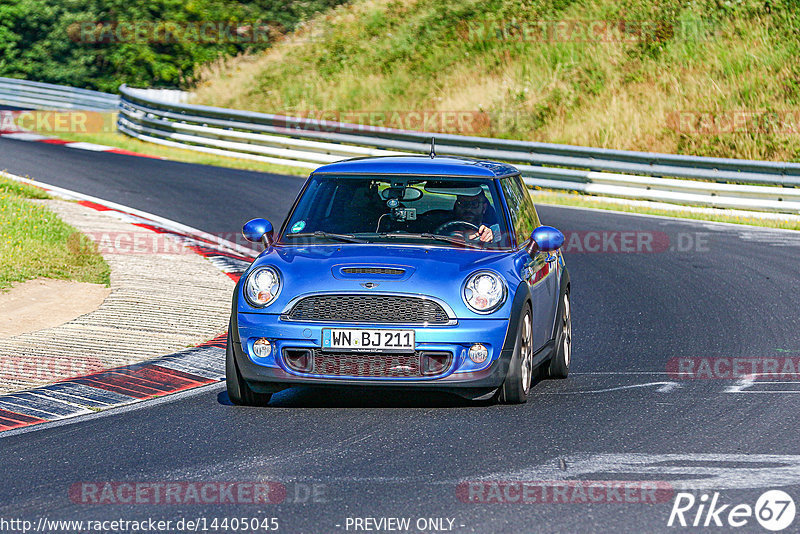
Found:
500,175 -> 541,247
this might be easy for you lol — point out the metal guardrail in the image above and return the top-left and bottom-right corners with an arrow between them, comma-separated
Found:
0,77 -> 119,112
4,77 -> 796,214
118,84 -> 800,214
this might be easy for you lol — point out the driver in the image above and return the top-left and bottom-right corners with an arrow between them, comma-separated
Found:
451,191 -> 500,243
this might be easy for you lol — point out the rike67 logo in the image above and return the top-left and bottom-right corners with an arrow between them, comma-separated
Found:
668,490 -> 796,531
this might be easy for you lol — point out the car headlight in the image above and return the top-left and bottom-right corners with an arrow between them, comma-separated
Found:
462,270 -> 506,314
244,266 -> 281,308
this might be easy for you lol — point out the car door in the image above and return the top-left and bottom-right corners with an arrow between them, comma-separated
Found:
499,175 -> 559,350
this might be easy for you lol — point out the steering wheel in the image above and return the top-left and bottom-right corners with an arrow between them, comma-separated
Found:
434,220 -> 480,237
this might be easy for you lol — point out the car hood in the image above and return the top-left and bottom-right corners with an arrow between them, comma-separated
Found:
238,244 -> 524,318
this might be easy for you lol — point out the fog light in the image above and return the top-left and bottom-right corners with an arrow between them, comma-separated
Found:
253,338 -> 272,358
468,344 -> 488,364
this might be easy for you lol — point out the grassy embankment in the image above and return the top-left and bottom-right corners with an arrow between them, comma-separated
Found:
0,177 -> 109,290
190,0 -> 800,227
37,0 -> 800,229
193,0 -> 800,162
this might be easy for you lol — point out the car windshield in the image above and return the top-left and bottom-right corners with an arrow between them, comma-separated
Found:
279,175 -> 513,249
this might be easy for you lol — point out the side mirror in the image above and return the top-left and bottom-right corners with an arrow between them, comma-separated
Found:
243,218 -> 274,248
529,226 -> 564,255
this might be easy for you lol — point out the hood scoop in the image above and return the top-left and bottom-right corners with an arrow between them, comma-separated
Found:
333,264 -> 414,281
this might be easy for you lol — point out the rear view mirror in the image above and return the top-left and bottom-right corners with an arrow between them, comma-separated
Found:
242,218 -> 274,248
380,187 -> 422,201
530,226 -> 564,252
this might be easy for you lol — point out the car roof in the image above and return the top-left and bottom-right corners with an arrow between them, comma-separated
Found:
312,155 -> 519,178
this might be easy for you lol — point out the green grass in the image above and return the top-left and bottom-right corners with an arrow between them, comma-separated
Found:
0,177 -> 110,290
530,189 -> 800,231
53,131 -> 310,177
193,0 -> 800,163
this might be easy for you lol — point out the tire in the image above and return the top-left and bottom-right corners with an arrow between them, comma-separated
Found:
545,292 -> 571,379
498,306 -> 534,404
226,326 -> 272,406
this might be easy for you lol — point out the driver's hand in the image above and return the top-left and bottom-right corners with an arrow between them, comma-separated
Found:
469,225 -> 493,242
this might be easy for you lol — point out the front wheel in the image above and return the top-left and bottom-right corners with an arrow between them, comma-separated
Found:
226,325 -> 272,406
498,306 -> 534,404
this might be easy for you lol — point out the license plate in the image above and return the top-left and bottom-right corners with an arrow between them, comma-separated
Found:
322,328 -> 415,352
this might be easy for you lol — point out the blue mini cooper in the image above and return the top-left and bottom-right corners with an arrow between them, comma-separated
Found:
226,155 -> 571,405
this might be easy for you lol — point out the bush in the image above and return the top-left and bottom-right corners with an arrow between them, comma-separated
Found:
0,0 -> 347,92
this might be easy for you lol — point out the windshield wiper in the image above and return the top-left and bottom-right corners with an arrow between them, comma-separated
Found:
378,232 -> 483,250
284,231 -> 368,244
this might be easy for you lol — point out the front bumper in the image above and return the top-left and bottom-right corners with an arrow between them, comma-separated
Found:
232,312 -> 516,399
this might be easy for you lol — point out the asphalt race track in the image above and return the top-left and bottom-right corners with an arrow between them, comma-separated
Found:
0,136 -> 304,234
2,136 -> 800,533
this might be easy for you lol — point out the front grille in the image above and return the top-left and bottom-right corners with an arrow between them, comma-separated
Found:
311,350 -> 422,377
341,267 -> 405,276
284,295 -> 450,324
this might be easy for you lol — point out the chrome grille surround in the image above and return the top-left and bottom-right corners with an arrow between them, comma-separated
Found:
280,293 -> 456,325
